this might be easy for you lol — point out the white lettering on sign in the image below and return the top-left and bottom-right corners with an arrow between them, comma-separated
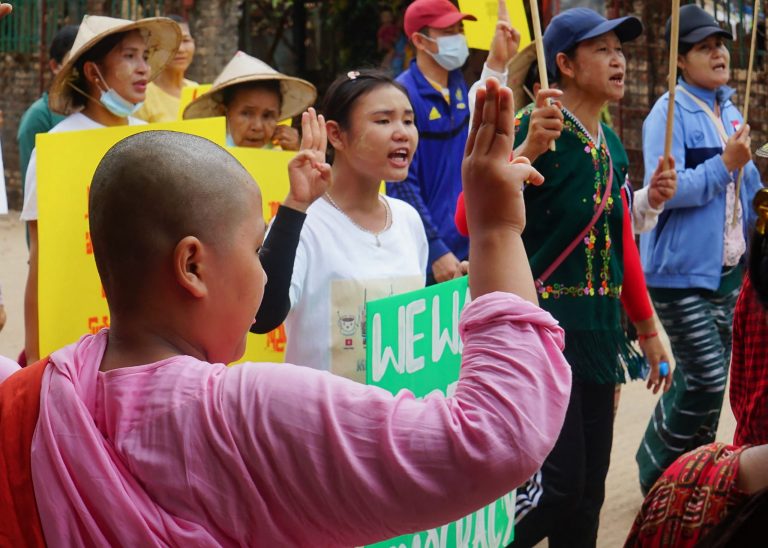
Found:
432,291 -> 460,363
379,493 -> 514,548
501,492 -> 515,543
471,506 -> 488,548
371,288 -> 472,383
487,496 -> 503,548
372,306 -> 405,382
456,512 -> 472,548
424,525 -> 449,548
405,299 -> 426,374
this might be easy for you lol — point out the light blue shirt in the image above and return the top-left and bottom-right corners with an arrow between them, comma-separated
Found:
639,78 -> 763,290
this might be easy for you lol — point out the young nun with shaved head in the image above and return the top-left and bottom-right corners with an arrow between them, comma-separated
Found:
0,80 -> 571,546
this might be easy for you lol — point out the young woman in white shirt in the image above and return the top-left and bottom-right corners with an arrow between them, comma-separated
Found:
252,70 -> 429,380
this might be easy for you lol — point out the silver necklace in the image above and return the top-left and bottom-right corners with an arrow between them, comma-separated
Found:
324,192 -> 391,247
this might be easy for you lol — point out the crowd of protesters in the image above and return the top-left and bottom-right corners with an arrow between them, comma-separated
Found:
1,0 -> 767,545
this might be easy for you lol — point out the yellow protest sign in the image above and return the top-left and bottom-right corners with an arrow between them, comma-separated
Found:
177,83 -> 212,119
227,145 -> 296,364
459,0 -> 531,51
36,117 -> 291,364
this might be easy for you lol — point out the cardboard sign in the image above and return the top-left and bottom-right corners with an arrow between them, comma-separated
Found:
36,117 -> 290,364
177,84 -> 213,119
365,276 -> 516,547
459,0 -> 532,51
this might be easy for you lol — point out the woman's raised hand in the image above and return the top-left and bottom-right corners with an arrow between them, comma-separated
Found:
284,107 -> 332,212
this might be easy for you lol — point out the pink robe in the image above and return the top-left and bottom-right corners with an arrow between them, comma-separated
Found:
29,292 -> 571,546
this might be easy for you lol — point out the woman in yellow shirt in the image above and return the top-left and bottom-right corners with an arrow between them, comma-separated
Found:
135,14 -> 197,122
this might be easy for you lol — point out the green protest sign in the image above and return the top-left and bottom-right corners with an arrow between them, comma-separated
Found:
365,276 -> 515,547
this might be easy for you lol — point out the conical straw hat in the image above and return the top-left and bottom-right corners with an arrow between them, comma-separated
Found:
50,15 -> 182,115
506,42 -> 538,112
183,51 -> 317,121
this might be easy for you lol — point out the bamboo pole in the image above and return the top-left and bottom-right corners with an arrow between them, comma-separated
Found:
528,0 -> 555,151
732,0 -> 760,226
663,0 -> 681,170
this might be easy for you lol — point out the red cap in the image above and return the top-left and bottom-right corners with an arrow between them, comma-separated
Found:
403,0 -> 477,39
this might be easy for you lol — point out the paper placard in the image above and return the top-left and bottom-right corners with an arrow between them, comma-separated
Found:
36,117 -> 290,364
459,0 -> 532,51
177,84 -> 212,119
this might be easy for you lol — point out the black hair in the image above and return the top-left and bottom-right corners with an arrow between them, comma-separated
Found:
678,42 -> 694,56
551,44 -> 577,84
49,25 -> 78,65
70,31 -> 130,108
321,68 -> 410,130
221,80 -> 283,110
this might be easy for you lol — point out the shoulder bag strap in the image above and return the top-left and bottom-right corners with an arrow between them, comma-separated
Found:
676,85 -> 729,146
535,141 -> 614,289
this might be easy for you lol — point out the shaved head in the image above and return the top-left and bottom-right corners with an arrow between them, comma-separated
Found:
89,131 -> 260,312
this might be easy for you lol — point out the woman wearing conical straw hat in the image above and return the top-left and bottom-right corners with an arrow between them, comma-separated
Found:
183,51 -> 316,151
19,15 -> 181,364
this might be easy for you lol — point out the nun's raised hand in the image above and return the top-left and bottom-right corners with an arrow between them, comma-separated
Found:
463,78 -> 543,238
462,77 -> 543,302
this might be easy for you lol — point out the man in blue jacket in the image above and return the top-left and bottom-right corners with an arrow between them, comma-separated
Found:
389,0 -> 518,284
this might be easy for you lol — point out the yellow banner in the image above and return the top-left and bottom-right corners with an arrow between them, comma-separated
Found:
36,117 -> 290,364
177,84 -> 212,119
459,0 -> 532,51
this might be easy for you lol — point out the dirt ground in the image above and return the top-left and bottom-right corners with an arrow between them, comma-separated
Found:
0,210 -> 737,546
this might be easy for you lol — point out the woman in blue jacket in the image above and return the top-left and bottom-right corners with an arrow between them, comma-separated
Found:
636,4 -> 763,494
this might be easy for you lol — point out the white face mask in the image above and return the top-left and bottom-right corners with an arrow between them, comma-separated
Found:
424,33 -> 469,71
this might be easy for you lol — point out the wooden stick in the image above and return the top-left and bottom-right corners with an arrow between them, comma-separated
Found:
663,0 -> 681,171
733,0 -> 760,226
528,0 -> 555,152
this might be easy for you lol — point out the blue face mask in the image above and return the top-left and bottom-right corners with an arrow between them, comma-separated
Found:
426,34 -> 469,72
99,88 -> 144,117
94,66 -> 143,118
